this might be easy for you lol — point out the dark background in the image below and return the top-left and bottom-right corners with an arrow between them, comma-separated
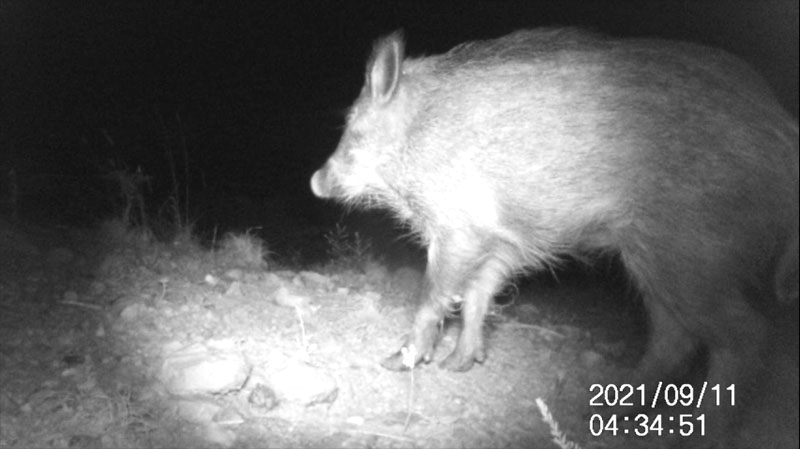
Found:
1,0 -> 798,261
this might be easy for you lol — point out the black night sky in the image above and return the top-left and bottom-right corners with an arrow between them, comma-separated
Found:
1,1 -> 798,250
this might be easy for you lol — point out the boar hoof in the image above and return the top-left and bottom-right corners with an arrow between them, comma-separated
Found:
380,352 -> 410,371
439,348 -> 485,372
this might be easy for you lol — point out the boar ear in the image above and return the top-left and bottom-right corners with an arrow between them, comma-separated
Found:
367,30 -> 405,105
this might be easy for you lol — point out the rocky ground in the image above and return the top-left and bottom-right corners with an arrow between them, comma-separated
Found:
0,217 -> 796,449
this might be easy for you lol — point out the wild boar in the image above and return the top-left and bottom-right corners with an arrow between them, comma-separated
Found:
310,28 -> 798,401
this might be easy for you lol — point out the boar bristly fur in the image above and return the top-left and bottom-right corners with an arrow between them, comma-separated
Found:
311,29 -> 799,441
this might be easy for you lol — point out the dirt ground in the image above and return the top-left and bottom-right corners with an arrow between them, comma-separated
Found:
0,218 -> 797,449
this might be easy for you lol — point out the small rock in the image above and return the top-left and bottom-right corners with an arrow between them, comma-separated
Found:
160,344 -> 251,396
248,384 -> 279,411
269,360 -> 338,407
204,274 -> 219,286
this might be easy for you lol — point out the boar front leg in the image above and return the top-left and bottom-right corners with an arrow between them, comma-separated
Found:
382,233 -> 508,372
439,255 -> 508,371
380,275 -> 445,371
